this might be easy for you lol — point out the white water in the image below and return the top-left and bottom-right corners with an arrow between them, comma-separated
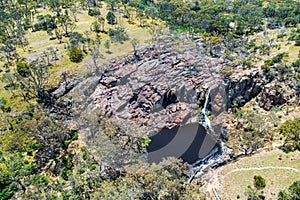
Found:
188,88 -> 230,183
200,89 -> 212,130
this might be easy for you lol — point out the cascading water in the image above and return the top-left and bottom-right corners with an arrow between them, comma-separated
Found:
188,87 -> 230,183
200,89 -> 212,130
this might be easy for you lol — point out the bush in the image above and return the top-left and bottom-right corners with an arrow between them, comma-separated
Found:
253,175 -> 266,190
33,14 -> 57,32
32,175 -> 49,186
16,61 -> 29,77
0,98 -> 7,111
261,64 -> 271,72
88,8 -> 101,16
106,11 -> 116,25
108,27 -> 129,43
293,59 -> 300,68
69,32 -> 87,45
277,33 -> 287,39
279,118 -> 300,152
278,180 -> 300,200
0,187 -> 15,200
68,45 -> 84,63
91,21 -> 101,33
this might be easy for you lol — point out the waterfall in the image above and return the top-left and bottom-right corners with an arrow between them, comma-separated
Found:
200,89 -> 212,130
188,88 -> 230,183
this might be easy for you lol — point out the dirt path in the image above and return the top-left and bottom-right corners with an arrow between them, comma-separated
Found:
224,166 -> 300,177
205,165 -> 300,200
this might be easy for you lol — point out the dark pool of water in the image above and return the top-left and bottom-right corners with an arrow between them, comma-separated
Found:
147,123 -> 218,164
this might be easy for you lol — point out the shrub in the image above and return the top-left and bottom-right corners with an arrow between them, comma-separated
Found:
253,175 -> 266,190
292,59 -> 300,73
69,32 -> 87,45
108,27 -> 129,43
68,45 -> 84,63
279,118 -> 300,152
278,180 -> 300,200
106,11 -> 116,25
261,64 -> 270,72
91,21 -> 101,33
33,14 -> 57,32
0,98 -> 7,111
88,8 -> 101,16
16,61 -> 29,77
32,175 -> 49,186
277,33 -> 287,39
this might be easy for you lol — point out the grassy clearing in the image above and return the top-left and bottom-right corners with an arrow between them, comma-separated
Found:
217,149 -> 300,199
21,7 -> 152,76
251,27 -> 300,66
287,44 -> 300,62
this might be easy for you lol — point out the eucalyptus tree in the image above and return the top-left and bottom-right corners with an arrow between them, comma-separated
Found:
15,59 -> 51,103
106,0 -> 120,11
89,38 -> 102,75
56,10 -> 76,36
47,0 -> 62,16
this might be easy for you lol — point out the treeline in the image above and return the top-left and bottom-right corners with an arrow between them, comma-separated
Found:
131,0 -> 300,35
1,0 -> 299,65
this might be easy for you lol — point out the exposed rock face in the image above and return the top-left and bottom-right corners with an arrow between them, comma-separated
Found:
226,70 -> 263,107
258,81 -> 297,110
52,35 -> 299,140
89,41 -> 231,131
51,37 -> 298,136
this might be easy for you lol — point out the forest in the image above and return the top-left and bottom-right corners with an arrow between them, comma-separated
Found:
0,0 -> 300,199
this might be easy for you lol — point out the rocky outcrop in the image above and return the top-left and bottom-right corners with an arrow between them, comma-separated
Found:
88,41 -> 231,130
52,34 -> 299,150
258,81 -> 297,110
226,70 -> 264,107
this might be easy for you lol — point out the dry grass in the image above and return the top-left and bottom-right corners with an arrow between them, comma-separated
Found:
21,6 -> 152,75
1,3 -> 152,111
287,44 -> 300,62
216,149 -> 300,200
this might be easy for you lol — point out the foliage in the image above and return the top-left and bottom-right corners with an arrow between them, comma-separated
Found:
68,45 -> 84,63
140,136 -> 151,148
245,186 -> 265,200
106,11 -> 116,25
253,175 -> 266,190
0,97 -> 7,111
69,32 -> 88,46
33,14 -> 57,32
278,181 -> 300,200
94,158 -> 205,199
261,52 -> 288,71
91,20 -> 101,33
108,27 -> 129,43
292,59 -> 300,73
279,118 -> 300,152
148,0 -> 300,35
227,110 -> 275,155
15,60 -> 51,103
88,8 -> 101,17
0,154 -> 37,200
